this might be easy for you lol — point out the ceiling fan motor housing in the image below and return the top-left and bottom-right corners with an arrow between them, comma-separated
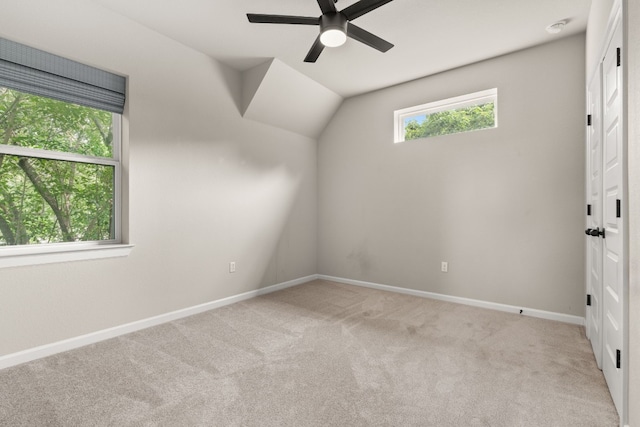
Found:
320,12 -> 348,34
319,12 -> 348,47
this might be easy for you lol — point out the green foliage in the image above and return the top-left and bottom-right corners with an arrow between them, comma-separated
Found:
0,87 -> 115,246
404,103 -> 496,141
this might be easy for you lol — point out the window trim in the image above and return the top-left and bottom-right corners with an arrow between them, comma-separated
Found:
0,242 -> 134,269
394,88 -> 498,143
0,105 -> 130,269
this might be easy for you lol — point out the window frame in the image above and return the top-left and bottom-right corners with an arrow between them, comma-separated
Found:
0,101 -> 132,268
394,88 -> 498,143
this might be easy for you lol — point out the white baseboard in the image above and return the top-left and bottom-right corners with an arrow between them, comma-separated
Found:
0,274 -> 318,371
318,275 -> 585,326
0,273 -> 586,371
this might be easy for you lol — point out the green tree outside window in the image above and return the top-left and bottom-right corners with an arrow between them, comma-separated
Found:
0,87 -> 115,246
404,102 -> 495,141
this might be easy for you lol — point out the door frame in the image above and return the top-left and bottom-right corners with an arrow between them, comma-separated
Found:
585,1 -> 628,424
585,67 -> 603,369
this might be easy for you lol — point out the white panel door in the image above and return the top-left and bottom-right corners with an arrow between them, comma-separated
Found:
601,21 -> 624,415
586,69 -> 603,369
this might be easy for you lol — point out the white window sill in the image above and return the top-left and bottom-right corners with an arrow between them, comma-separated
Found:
0,244 -> 134,269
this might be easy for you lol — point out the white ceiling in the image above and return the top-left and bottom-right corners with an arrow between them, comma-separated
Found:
92,0 -> 591,98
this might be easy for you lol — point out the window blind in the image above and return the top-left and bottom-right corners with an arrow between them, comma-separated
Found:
0,38 -> 126,114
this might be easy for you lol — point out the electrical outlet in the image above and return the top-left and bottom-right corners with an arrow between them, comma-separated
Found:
229,262 -> 236,273
441,261 -> 448,273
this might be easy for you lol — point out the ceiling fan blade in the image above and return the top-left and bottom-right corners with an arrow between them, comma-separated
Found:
347,23 -> 394,52
304,36 -> 325,63
317,0 -> 337,15
247,14 -> 319,25
341,0 -> 394,21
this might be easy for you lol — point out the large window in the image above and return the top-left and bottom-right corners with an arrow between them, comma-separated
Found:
0,88 -> 119,245
394,88 -> 498,143
0,37 -> 128,265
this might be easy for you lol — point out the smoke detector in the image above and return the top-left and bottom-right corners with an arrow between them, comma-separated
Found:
546,21 -> 567,34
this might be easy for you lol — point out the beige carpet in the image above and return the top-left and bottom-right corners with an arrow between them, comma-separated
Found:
0,279 -> 618,426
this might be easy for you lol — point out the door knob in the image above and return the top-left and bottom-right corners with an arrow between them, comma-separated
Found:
585,227 -> 606,238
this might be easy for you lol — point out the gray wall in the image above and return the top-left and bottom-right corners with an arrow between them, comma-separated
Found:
0,0 -> 317,356
318,35 -> 586,316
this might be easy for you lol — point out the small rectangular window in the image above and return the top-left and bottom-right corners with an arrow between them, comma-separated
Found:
394,88 -> 498,143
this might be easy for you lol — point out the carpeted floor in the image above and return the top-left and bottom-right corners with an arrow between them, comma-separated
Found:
0,279 -> 619,426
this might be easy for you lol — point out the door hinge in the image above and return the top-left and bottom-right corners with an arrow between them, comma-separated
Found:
616,199 -> 621,218
587,204 -> 592,216
617,48 -> 621,67
587,294 -> 592,306
587,114 -> 592,126
616,349 -> 621,369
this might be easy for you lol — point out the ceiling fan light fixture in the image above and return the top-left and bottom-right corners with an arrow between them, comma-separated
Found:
320,28 -> 347,47
319,12 -> 348,47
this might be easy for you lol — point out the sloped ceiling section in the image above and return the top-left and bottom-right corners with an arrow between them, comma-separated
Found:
242,58 -> 343,139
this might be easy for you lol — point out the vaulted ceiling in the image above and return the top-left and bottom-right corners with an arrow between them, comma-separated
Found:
92,0 -> 591,98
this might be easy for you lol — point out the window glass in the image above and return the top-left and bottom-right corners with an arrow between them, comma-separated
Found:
0,87 -> 119,246
394,89 -> 497,143
1,88 -> 114,158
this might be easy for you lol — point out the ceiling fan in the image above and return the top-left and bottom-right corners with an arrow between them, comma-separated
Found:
247,0 -> 395,63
